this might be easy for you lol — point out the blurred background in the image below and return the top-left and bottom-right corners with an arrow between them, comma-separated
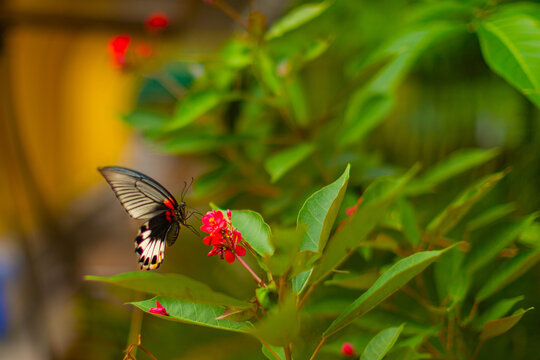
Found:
0,0 -> 539,359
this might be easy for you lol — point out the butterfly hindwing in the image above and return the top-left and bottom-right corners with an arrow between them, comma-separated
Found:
135,212 -> 176,270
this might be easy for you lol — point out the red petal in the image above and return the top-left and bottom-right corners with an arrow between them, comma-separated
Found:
235,245 -> 246,256
224,250 -> 235,263
200,224 -> 214,233
233,230 -> 242,242
207,246 -> 220,256
226,209 -> 232,219
203,236 -> 213,245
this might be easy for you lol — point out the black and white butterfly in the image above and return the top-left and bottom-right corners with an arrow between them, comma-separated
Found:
99,166 -> 195,270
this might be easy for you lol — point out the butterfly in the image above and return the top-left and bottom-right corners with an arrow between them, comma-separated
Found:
99,166 -> 196,270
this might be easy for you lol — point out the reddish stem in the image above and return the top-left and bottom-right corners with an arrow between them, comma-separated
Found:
236,254 -> 265,286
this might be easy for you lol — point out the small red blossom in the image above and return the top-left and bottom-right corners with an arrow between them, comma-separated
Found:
340,342 -> 355,357
145,13 -> 169,33
108,34 -> 131,68
148,301 -> 169,316
201,209 -> 246,263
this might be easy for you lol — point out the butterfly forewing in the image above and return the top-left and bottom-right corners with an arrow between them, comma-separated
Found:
99,167 -> 177,220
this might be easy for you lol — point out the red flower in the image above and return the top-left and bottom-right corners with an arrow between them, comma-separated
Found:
145,13 -> 169,33
148,301 -> 169,316
340,342 -> 355,357
201,209 -> 246,263
108,34 -> 131,68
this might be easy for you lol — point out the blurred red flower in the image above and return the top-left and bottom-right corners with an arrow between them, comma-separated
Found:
340,342 -> 355,356
108,35 -> 131,68
145,13 -> 169,33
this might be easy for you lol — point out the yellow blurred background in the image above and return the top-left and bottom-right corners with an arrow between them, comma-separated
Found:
0,1 -> 271,358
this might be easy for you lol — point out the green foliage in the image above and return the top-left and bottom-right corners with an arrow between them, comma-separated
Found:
87,0 -> 540,358
361,324 -> 404,360
324,245 -> 459,337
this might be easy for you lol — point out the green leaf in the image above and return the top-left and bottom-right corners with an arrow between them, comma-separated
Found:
266,0 -> 333,40
361,324 -> 404,360
476,248 -> 540,302
426,171 -> 506,239
263,227 -> 303,276
123,110 -> 168,138
466,203 -> 516,233
479,307 -> 534,341
472,295 -> 524,330
262,345 -> 286,360
324,270 -> 379,290
340,23 -> 463,147
398,198 -> 421,246
406,148 -> 500,195
465,214 -> 538,274
131,296 -> 252,333
166,90 -> 223,131
297,165 -> 351,252
519,221 -> 540,247
255,49 -> 282,95
284,78 -> 309,125
477,12 -> 540,109
339,93 -> 394,147
161,132 -> 252,154
250,296 -> 299,346
231,210 -> 274,256
264,143 -> 315,183
85,272 -> 248,307
310,165 -> 420,285
323,244 -> 458,337
194,165 -> 234,197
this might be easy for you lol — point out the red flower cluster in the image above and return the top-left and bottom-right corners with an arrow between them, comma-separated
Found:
340,342 -> 355,356
145,13 -> 169,33
148,301 -> 169,316
201,209 -> 246,263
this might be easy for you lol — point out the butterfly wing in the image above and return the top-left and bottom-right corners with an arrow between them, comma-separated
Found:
99,166 -> 179,220
135,212 -> 178,270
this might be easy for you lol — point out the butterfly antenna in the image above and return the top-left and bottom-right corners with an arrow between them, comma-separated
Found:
187,206 -> 204,216
182,177 -> 196,200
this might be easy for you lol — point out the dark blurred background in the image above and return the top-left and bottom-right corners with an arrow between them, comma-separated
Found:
1,0 -> 539,359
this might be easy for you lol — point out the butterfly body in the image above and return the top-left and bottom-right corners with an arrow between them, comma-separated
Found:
99,166 -> 189,270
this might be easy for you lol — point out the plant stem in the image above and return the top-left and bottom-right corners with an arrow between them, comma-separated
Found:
284,344 -> 292,360
471,340 -> 484,360
261,340 -> 281,360
209,0 -> 249,29
297,284 -> 316,310
126,303 -> 143,357
236,254 -> 265,286
309,337 -> 327,360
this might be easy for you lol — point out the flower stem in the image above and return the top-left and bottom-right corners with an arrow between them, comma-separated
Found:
209,0 -> 249,29
309,337 -> 327,360
236,254 -> 265,286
